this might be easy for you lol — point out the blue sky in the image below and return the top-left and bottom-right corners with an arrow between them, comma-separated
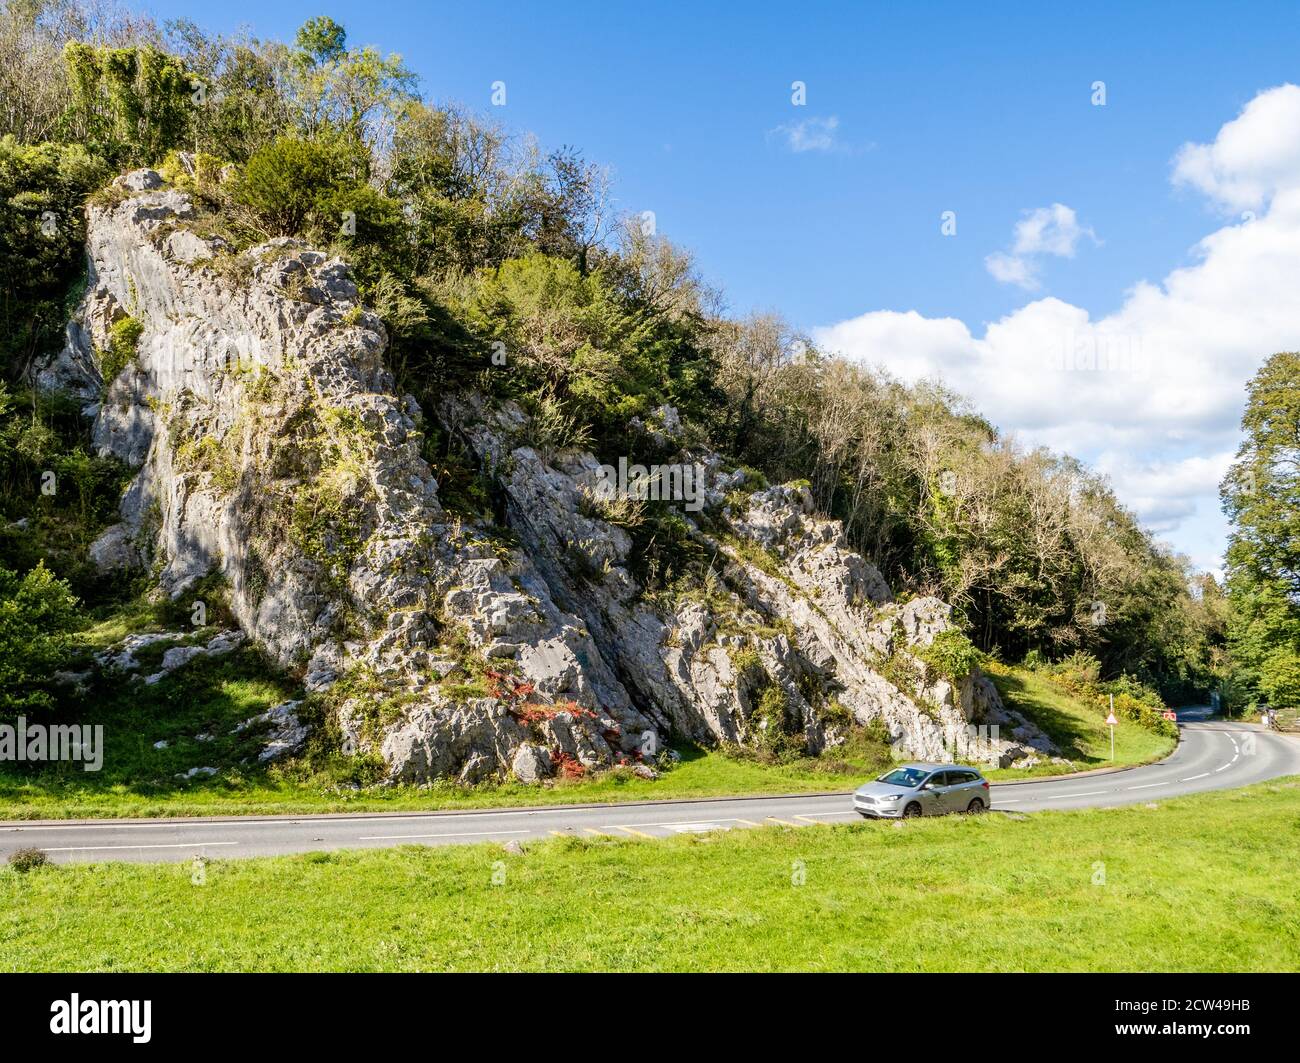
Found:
144,0 -> 1300,573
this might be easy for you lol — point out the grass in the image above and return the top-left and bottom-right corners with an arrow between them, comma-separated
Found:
0,652 -> 1175,819
4,778 -> 1299,972
984,663 -> 1177,780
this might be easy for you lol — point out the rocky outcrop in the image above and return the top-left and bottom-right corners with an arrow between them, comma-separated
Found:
48,170 -> 653,784
442,396 -> 1055,767
37,169 -> 1056,782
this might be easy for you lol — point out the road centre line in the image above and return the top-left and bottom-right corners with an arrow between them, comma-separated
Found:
1180,773 -> 1211,782
43,841 -> 240,853
356,829 -> 531,841
1044,790 -> 1108,799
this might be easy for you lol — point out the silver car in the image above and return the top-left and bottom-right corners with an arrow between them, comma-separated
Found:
853,763 -> 991,818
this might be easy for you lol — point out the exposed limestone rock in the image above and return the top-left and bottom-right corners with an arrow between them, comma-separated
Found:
142,630 -> 244,685
233,700 -> 311,762
441,394 -> 1055,766
36,170 -> 1056,782
43,171 -> 650,784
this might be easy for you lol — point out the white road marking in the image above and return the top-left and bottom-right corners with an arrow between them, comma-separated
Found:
796,811 -> 860,819
356,829 -> 531,841
607,817 -> 748,828
1044,790 -> 1108,799
664,822 -> 730,833
1180,773 -> 1211,782
1215,764 -> 1232,773
1126,782 -> 1165,790
41,841 -> 240,853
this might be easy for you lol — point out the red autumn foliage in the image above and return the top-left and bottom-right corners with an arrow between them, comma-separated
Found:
551,750 -> 586,779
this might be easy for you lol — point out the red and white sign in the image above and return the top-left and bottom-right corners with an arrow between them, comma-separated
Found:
1105,713 -> 1118,727
1162,711 -> 1177,721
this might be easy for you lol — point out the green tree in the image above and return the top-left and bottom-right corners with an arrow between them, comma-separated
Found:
62,41 -> 192,163
287,16 -> 417,152
1221,352 -> 1300,708
231,134 -> 364,237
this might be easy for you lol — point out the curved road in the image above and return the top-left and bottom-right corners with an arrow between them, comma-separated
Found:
3,715 -> 1297,864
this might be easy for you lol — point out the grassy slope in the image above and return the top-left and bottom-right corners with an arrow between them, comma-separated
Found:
984,663 -> 1177,780
0,649 -> 1176,819
5,778 -> 1298,972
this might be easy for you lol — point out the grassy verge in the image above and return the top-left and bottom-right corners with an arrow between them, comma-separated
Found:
984,663 -> 1177,780
0,654 -> 1175,819
4,778 -> 1298,972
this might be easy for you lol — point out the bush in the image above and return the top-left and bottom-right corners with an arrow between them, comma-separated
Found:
1022,648 -> 1048,671
8,847 -> 49,873
99,315 -> 142,389
1040,651 -> 1177,738
0,561 -> 82,713
915,628 -> 983,684
232,135 -> 366,238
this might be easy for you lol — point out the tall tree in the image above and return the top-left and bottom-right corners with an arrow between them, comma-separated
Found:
1221,351 -> 1300,708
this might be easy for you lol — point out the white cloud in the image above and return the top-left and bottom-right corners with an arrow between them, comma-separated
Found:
984,203 -> 1097,289
984,251 -> 1038,288
769,115 -> 841,153
1096,452 -> 1234,534
1172,83 -> 1300,212
814,85 -> 1300,573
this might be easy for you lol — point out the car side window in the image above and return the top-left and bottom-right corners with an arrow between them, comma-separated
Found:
956,771 -> 977,784
927,772 -> 948,787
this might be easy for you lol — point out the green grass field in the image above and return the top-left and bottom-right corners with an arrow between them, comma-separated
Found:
5,778 -> 1297,972
0,622 -> 1175,820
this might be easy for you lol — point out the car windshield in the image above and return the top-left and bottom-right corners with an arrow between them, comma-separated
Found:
878,768 -> 929,788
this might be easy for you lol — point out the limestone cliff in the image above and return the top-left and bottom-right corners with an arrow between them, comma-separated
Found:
37,170 -> 1056,783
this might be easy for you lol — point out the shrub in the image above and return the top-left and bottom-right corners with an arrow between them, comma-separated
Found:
99,315 -> 143,389
8,847 -> 49,872
915,627 -> 983,684
232,135 -> 365,238
1022,647 -> 1048,670
0,561 -> 82,714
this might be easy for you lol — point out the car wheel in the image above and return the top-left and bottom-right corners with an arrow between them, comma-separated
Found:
966,798 -> 985,814
903,802 -> 922,818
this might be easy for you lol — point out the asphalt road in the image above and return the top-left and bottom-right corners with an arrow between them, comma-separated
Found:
3,715 -> 1297,864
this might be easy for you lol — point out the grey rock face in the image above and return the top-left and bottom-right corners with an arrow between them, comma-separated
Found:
442,395 -> 1056,767
37,170 -> 1055,781
44,172 -> 647,784
234,700 -> 311,762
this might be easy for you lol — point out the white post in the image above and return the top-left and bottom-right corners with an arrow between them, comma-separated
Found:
1109,694 -> 1115,760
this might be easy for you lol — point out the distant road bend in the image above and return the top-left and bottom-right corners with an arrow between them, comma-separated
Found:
3,714 -> 1297,864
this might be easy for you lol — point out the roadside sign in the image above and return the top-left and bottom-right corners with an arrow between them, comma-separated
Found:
1107,695 -> 1117,760
1162,711 -> 1177,721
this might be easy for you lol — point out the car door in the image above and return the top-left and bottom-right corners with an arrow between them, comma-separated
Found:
921,771 -> 950,813
948,770 -> 977,810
